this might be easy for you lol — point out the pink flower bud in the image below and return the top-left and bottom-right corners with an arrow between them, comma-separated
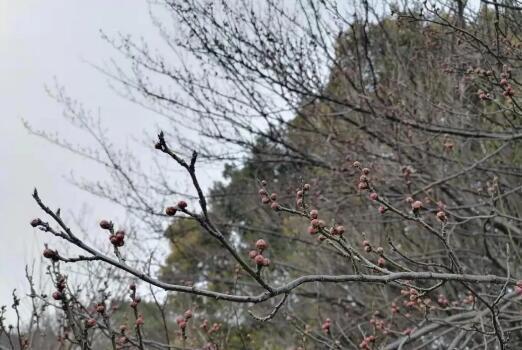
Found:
255,239 -> 268,251
52,291 -> 63,301
308,226 -> 318,235
99,220 -> 112,230
184,309 -> 193,320
85,318 -> 97,328
254,255 -> 265,266
436,211 -> 447,222
30,218 -> 42,227
248,250 -> 258,259
412,201 -> 423,210
165,207 -> 177,216
358,182 -> 368,190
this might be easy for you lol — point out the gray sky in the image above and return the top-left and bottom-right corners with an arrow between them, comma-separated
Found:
0,0 -> 191,321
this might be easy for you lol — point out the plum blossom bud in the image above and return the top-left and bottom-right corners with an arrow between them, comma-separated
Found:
308,226 -> 318,235
436,211 -> 447,222
165,207 -> 177,216
96,303 -> 106,314
437,294 -> 449,307
135,315 -> 144,326
85,318 -> 97,329
321,318 -> 331,334
412,201 -> 423,210
254,255 -> 265,266
99,220 -> 112,230
52,291 -> 63,301
184,309 -> 193,320
30,218 -> 42,227
255,239 -> 268,251
43,247 -> 58,261
515,281 -> 522,295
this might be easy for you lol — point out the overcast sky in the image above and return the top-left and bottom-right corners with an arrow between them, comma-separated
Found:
0,0 -> 197,322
